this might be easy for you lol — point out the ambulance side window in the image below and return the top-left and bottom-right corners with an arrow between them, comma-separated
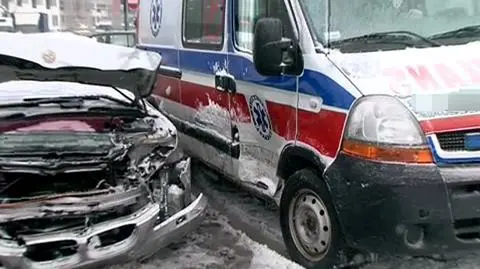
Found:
234,0 -> 294,51
182,0 -> 226,50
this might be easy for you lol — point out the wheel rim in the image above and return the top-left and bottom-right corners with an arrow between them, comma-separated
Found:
288,189 -> 332,262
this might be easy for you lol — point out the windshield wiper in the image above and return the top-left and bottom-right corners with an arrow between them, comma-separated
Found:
27,95 -> 133,107
429,25 -> 480,40
0,95 -> 133,109
330,31 -> 441,48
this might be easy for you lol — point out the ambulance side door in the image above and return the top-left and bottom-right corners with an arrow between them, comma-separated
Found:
177,0 -> 237,175
228,0 -> 299,197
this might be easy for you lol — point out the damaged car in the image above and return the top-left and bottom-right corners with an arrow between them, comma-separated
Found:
0,32 -> 207,269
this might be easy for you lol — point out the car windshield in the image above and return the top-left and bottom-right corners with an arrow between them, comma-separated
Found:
300,0 -> 480,50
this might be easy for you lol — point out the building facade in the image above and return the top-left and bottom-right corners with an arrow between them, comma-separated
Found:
59,0 -> 114,30
1,0 -> 61,31
1,0 -> 134,32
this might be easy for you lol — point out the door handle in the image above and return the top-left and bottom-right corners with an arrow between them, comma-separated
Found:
215,74 -> 225,91
215,74 -> 236,94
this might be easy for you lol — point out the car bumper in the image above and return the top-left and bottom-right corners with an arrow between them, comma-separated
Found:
0,158 -> 208,269
324,153 -> 480,257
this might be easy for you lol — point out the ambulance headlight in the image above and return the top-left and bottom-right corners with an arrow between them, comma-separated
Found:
344,95 -> 426,145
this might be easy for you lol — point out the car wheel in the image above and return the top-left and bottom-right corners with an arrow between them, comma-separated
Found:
280,168 -> 344,269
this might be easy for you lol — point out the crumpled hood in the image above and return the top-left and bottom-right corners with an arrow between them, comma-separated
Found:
0,32 -> 161,98
328,42 -> 480,119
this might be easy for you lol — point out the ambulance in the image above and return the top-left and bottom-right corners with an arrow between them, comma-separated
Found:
137,0 -> 480,267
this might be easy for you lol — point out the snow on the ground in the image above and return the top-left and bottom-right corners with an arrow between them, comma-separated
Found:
107,209 -> 303,269
192,163 -> 286,256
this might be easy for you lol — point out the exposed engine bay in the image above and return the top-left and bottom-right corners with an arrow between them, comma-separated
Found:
0,113 -> 203,268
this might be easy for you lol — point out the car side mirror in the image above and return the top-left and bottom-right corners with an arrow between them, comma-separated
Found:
253,18 -> 304,77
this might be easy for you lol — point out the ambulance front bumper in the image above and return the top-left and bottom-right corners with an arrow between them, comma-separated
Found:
325,152 -> 480,258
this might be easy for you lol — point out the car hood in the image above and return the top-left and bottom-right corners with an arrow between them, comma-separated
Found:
328,42 -> 480,120
0,32 -> 161,98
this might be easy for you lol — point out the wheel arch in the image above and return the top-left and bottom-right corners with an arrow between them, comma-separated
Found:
277,142 -> 329,181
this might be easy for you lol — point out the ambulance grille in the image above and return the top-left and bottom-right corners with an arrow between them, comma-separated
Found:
436,132 -> 467,151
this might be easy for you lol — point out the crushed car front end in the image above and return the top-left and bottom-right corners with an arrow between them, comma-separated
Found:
0,119 -> 207,269
0,32 -> 207,269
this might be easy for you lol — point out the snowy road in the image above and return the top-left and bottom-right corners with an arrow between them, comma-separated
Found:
107,163 -> 480,269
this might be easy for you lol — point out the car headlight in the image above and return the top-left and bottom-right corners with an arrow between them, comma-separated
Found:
341,95 -> 433,163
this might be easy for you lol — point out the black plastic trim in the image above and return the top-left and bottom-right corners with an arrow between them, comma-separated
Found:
157,65 -> 182,79
166,114 -> 239,159
277,144 -> 325,179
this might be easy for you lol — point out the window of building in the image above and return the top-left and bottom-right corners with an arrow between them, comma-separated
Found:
182,0 -> 225,50
17,0 -> 23,6
46,0 -> 56,8
234,0 -> 295,51
52,14 -> 58,26
1,0 -> 8,9
32,0 -> 37,8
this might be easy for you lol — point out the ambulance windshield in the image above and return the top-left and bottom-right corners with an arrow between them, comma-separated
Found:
300,0 -> 480,51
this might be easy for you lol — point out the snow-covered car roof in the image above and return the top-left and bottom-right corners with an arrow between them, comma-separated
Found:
0,32 -> 162,97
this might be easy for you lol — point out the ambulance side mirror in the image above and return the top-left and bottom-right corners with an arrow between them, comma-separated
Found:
253,18 -> 304,77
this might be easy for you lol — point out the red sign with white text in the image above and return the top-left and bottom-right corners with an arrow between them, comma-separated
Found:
382,58 -> 480,95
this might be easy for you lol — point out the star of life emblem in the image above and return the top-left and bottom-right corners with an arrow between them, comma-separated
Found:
249,95 -> 272,140
150,0 -> 162,37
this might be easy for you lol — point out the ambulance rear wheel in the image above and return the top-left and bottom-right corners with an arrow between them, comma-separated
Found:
280,169 -> 344,269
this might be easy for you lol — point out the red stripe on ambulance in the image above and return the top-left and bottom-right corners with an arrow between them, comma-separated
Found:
154,74 -> 346,158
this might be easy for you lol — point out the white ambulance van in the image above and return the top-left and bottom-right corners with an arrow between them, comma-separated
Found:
138,0 -> 480,267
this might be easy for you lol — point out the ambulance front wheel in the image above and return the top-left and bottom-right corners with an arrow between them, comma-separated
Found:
280,169 -> 345,269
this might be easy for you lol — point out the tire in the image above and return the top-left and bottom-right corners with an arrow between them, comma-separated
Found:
280,169 -> 345,269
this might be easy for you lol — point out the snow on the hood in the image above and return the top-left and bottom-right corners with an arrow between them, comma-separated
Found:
329,42 -> 480,97
0,32 -> 161,71
329,42 -> 480,118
